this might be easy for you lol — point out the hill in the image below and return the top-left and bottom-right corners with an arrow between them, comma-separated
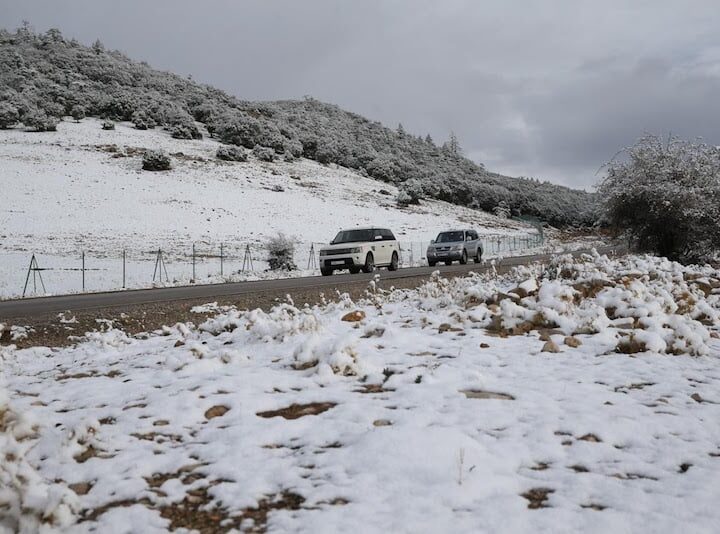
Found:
0,26 -> 597,227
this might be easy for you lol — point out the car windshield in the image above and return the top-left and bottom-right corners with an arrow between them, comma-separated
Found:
436,231 -> 464,243
332,229 -> 375,244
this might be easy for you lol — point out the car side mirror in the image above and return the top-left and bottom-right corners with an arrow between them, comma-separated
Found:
430,239 -> 435,244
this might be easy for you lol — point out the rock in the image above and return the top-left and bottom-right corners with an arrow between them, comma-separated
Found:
691,393 -> 704,403
373,419 -> 392,427
564,336 -> 582,348
541,341 -> 560,353
69,482 -> 93,495
174,340 -> 185,347
480,343 -> 490,348
204,405 -> 230,420
341,310 -> 366,322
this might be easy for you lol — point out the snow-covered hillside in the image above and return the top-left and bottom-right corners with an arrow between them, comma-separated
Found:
2,252 -> 719,533
0,119 -> 546,298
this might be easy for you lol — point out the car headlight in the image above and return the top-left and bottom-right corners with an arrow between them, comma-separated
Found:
451,244 -> 462,250
319,249 -> 329,256
349,247 -> 362,253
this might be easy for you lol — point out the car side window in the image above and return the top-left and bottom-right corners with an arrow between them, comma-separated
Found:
382,229 -> 396,241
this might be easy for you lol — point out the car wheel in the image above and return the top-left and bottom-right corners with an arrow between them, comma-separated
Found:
428,260 -> 436,267
474,249 -> 482,263
444,260 -> 452,266
459,250 -> 468,265
320,267 -> 333,276
362,253 -> 375,273
388,252 -> 399,271
349,266 -> 361,274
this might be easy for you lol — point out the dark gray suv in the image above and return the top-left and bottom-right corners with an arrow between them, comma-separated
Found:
426,229 -> 483,266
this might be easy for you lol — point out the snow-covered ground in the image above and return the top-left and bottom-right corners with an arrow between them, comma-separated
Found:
0,119 -> 553,298
2,251 -> 719,533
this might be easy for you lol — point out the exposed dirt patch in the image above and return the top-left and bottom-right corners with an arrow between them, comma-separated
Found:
69,481 -> 94,495
611,472 -> 658,481
530,462 -> 550,471
131,431 -> 183,443
204,405 -> 230,420
614,382 -> 655,393
521,487 -> 554,509
460,389 -> 515,400
569,464 -> 589,473
236,491 -> 306,533
577,433 -> 602,443
581,503 -> 607,511
355,384 -> 394,394
256,402 -> 337,420
74,444 -> 111,463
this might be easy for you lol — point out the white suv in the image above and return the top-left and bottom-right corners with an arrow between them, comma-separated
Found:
319,227 -> 401,276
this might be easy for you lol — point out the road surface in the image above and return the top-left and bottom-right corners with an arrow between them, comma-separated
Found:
0,246 -> 620,320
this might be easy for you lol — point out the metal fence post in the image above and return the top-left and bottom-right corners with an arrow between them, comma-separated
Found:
122,249 -> 126,289
82,251 -> 85,292
192,243 -> 196,282
220,243 -> 224,276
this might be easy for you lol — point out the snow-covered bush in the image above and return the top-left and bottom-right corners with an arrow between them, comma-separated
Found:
396,189 -> 412,207
23,110 -> 58,132
213,112 -> 264,148
70,105 -> 85,122
0,102 -> 19,129
216,145 -> 247,162
101,120 -> 115,130
493,200 -> 511,219
401,179 -> 423,204
266,233 -> 297,271
142,150 -> 171,171
599,135 -> 720,262
131,110 -> 155,130
284,138 -> 304,158
170,123 -> 198,139
253,145 -> 275,162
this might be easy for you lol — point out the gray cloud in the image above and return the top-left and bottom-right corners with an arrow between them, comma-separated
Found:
2,0 -> 720,189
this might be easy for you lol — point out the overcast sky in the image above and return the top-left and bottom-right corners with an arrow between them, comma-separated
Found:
2,0 -> 720,189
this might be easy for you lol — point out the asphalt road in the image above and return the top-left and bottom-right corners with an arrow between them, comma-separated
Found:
0,246 -> 620,320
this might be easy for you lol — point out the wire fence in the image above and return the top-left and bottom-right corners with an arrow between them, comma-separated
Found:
11,232 -> 544,298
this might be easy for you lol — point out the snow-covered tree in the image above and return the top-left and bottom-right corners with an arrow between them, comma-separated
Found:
253,145 -> 275,162
142,150 -> 171,171
265,233 -> 297,271
70,105 -> 85,122
598,134 -> 720,261
0,102 -> 19,129
493,200 -> 511,219
216,145 -> 247,162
